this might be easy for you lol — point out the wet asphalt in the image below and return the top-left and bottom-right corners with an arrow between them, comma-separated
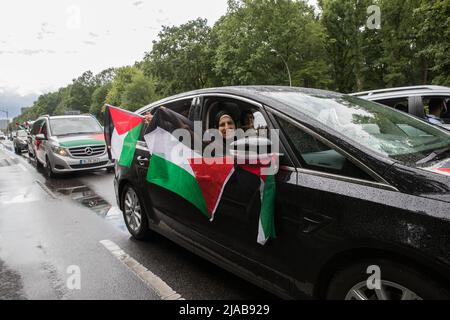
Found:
0,140 -> 275,300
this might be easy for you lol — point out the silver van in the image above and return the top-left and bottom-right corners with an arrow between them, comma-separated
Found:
28,115 -> 113,178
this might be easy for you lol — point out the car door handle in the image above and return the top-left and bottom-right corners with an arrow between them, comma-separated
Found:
137,156 -> 149,166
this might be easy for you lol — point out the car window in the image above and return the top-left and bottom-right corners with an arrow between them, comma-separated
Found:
32,120 -> 43,135
41,122 -> 48,137
138,98 -> 194,142
265,92 -> 450,164
49,117 -> 102,136
376,98 -> 409,113
16,130 -> 27,138
276,116 -> 375,181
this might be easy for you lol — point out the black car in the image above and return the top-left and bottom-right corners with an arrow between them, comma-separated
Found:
13,129 -> 29,154
111,86 -> 450,300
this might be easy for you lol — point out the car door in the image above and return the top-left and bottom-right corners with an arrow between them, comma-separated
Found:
137,97 -> 203,229
36,120 -> 49,164
31,119 -> 44,160
266,110 -> 410,297
171,96 -> 301,295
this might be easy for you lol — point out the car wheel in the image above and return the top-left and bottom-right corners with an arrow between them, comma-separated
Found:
121,184 -> 151,240
14,145 -> 19,154
36,156 -> 43,168
326,259 -> 450,300
45,156 -> 57,178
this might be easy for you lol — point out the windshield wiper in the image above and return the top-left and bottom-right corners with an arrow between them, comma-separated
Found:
416,146 -> 450,165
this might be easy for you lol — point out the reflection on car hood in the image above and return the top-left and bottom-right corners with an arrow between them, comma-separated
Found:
423,158 -> 450,177
53,133 -> 105,148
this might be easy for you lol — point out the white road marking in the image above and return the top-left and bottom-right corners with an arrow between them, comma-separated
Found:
18,164 -> 28,172
34,180 -> 59,199
99,239 -> 183,300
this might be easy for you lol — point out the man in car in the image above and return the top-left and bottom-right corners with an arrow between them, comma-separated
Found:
427,98 -> 447,126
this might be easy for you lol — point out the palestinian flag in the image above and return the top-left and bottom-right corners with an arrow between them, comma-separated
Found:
424,159 -> 450,177
144,107 -> 235,221
104,105 -> 143,168
239,161 -> 277,245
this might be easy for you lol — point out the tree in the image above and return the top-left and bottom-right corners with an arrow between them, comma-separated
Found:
212,0 -> 332,88
142,18 -> 215,96
94,68 -> 117,86
319,0 -> 373,92
414,0 -> 450,86
105,66 -> 158,111
90,83 -> 112,122
378,0 -> 423,87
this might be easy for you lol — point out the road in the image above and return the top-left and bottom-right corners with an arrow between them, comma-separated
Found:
0,139 -> 276,300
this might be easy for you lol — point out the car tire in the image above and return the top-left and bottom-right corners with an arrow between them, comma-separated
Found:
121,184 -> 151,240
36,156 -> 43,168
326,259 -> 450,300
45,156 -> 57,178
14,145 -> 19,154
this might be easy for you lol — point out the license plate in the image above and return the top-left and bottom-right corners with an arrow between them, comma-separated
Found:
79,158 -> 101,165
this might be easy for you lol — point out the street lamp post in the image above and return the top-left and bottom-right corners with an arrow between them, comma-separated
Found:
270,48 -> 292,87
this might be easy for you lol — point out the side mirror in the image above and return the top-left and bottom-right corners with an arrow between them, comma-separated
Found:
229,136 -> 272,162
35,133 -> 47,141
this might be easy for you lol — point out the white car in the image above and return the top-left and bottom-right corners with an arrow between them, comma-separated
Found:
351,85 -> 450,130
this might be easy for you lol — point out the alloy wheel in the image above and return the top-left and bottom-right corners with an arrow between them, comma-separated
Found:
345,280 -> 422,300
124,188 -> 142,233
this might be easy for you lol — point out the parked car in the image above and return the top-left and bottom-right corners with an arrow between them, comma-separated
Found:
0,131 -> 6,140
351,85 -> 450,130
13,130 -> 29,154
112,86 -> 450,300
28,114 -> 114,178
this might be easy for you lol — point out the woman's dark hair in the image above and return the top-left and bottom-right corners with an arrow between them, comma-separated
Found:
429,98 -> 444,113
215,111 -> 236,128
240,110 -> 254,125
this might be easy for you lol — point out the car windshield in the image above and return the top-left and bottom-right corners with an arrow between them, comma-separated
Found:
17,130 -> 27,137
50,117 -> 102,136
269,92 -> 450,164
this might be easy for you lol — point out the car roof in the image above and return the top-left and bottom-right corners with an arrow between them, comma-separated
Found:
136,85 -> 344,115
38,115 -> 94,120
350,85 -> 450,100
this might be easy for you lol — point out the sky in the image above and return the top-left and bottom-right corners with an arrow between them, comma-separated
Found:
0,0 -> 318,118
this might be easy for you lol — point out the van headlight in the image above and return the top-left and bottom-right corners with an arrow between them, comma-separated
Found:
52,145 -> 68,157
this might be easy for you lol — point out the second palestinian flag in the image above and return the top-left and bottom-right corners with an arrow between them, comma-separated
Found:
104,104 -> 143,168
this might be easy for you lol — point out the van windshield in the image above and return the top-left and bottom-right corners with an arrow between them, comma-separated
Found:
267,92 -> 450,164
50,117 -> 102,136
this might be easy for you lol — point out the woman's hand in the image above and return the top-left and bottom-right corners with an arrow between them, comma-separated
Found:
143,112 -> 153,124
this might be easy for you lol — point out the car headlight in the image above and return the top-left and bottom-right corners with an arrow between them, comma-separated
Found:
51,145 -> 68,157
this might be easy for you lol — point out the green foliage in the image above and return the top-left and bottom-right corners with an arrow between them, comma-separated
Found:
320,0 -> 373,92
414,0 -> 450,86
142,18 -> 214,96
213,0 -> 332,88
90,83 -> 112,122
106,66 -> 158,111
